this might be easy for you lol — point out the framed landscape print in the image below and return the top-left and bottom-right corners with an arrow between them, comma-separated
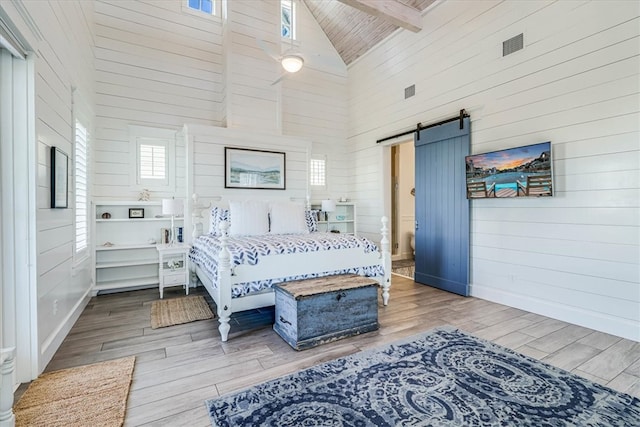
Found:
225,147 -> 286,190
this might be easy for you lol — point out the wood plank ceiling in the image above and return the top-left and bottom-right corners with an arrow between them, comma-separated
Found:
302,0 -> 436,65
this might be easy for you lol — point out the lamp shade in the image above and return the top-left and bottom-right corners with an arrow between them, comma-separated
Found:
321,199 -> 336,212
281,54 -> 304,73
162,198 -> 183,216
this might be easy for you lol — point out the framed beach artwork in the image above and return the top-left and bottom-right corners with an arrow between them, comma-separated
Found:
225,147 -> 286,190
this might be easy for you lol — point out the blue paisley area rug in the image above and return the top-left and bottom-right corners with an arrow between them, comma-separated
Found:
205,327 -> 640,426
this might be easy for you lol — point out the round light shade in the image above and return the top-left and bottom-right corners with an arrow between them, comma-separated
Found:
281,54 -> 304,73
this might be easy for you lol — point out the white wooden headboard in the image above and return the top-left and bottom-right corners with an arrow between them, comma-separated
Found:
189,194 -> 311,241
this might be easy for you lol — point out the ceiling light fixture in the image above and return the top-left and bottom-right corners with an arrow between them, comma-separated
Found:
281,54 -> 304,73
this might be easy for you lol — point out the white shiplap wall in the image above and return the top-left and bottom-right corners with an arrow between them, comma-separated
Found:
348,0 -> 639,340
185,124 -> 311,217
282,1 -> 349,201
93,0 -> 223,199
222,1 -> 349,202
1,0 -> 96,372
93,0 -> 349,202
223,0 -> 280,131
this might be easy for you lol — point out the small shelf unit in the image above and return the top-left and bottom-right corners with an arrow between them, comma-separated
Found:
92,200 -> 184,295
311,202 -> 356,235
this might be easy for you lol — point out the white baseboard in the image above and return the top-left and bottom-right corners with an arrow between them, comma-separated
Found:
471,284 -> 640,342
39,288 -> 92,373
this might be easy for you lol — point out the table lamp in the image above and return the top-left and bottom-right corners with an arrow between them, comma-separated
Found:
321,199 -> 336,222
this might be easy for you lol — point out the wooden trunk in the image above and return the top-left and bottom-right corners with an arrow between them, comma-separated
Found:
273,274 -> 379,350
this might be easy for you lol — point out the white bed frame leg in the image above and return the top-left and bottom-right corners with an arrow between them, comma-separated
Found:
218,315 -> 231,342
380,216 -> 391,306
217,221 -> 233,342
0,347 -> 16,426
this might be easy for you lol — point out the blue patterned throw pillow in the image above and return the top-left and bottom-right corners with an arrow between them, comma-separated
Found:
305,210 -> 318,232
209,206 -> 230,235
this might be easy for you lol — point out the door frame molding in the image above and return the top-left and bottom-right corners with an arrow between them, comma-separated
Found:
0,47 -> 38,395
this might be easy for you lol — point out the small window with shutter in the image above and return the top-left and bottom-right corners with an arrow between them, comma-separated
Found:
310,157 -> 326,188
74,119 -> 88,256
129,126 -> 176,192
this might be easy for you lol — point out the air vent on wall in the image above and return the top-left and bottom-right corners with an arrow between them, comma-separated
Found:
503,33 -> 524,56
404,84 -> 415,99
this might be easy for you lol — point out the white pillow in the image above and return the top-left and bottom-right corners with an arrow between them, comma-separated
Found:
270,202 -> 309,234
228,200 -> 269,236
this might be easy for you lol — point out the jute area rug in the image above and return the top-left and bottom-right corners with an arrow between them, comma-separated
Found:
14,356 -> 135,427
206,326 -> 640,426
151,295 -> 214,329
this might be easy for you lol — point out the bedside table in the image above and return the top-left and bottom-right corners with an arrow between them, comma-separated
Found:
156,243 -> 191,299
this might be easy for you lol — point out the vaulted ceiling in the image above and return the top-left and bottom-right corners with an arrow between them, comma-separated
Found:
302,0 -> 436,65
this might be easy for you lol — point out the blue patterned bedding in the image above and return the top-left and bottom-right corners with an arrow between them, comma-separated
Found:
189,232 -> 384,298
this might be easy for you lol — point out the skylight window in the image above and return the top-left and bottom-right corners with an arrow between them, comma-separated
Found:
188,0 -> 213,15
281,0 -> 295,39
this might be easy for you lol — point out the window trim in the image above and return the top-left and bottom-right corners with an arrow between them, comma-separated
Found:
72,90 -> 91,263
128,125 -> 177,192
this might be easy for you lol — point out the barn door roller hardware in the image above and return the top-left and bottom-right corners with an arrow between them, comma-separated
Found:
376,109 -> 469,144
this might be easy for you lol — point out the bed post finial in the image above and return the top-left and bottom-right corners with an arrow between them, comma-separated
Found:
380,216 -> 391,306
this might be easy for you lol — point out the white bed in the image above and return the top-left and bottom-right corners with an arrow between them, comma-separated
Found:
188,196 -> 391,341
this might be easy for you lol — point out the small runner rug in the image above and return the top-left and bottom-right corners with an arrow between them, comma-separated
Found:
391,259 -> 415,278
14,356 -> 135,427
205,327 -> 640,426
151,295 -> 214,329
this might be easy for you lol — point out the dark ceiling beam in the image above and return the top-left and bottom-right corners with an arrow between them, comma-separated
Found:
337,0 -> 422,32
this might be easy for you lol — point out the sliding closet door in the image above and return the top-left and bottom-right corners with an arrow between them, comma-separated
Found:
414,118 -> 470,296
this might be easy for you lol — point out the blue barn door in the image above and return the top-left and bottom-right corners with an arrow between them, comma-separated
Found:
414,118 -> 470,296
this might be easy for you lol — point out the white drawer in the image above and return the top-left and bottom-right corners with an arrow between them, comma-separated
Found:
162,273 -> 187,286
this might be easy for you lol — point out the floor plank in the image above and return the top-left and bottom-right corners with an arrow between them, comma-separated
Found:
16,275 -> 640,426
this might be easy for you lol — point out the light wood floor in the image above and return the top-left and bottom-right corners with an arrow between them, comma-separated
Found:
17,275 -> 640,426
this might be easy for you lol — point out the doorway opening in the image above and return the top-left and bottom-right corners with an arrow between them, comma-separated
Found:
390,140 -> 415,273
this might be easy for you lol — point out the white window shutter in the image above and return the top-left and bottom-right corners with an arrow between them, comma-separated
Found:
310,157 -> 326,187
75,120 -> 88,253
